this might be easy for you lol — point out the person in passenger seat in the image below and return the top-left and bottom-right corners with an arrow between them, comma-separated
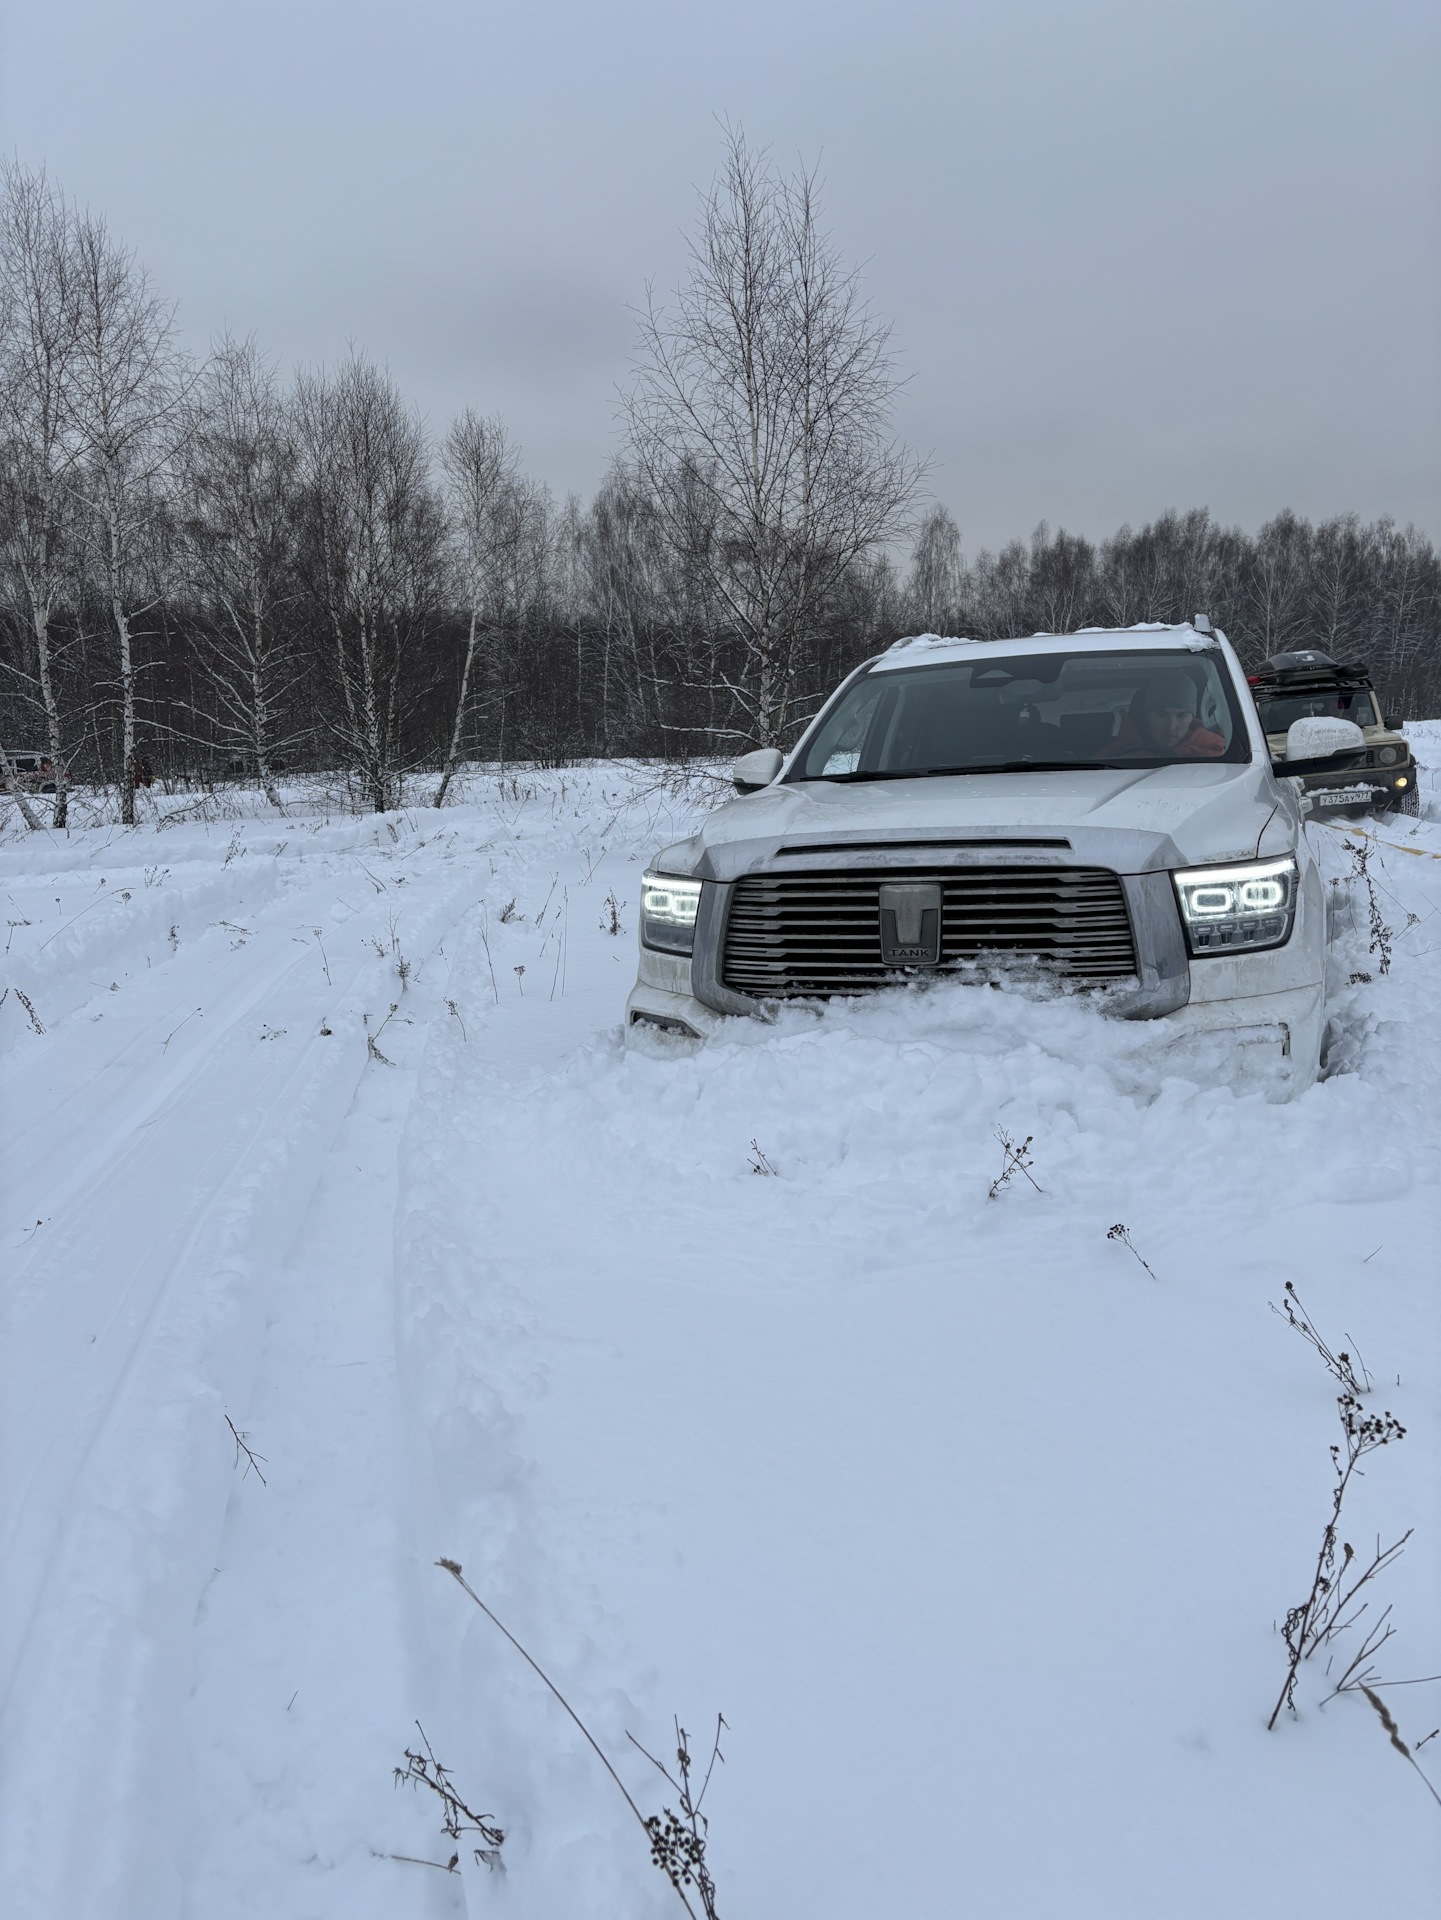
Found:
1114,668 -> 1225,758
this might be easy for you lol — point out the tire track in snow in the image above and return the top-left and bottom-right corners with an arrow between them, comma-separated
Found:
0,838 -> 482,1920
177,870 -> 493,1918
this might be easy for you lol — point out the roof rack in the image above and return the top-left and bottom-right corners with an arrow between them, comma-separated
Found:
1246,651 -> 1373,691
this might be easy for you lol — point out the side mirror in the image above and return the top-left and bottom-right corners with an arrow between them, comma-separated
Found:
1275,715 -> 1366,778
732,747 -> 784,793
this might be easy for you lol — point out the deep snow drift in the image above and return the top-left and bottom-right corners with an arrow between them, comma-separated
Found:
1,748 -> 1439,1919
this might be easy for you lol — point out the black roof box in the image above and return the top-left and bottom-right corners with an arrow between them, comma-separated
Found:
1262,650 -> 1336,675
1252,650 -> 1372,688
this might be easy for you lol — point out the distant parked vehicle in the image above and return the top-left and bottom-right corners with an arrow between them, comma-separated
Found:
1248,651 -> 1419,817
4,750 -> 61,793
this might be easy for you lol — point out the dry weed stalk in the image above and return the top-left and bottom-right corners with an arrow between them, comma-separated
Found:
1320,1660 -> 1441,1811
1106,1223 -> 1156,1279
1270,1281 -> 1371,1394
436,1558 -> 723,1918
365,1003 -> 404,1064
988,1131 -> 1041,1200
0,986 -> 46,1034
1269,1389 -> 1407,1729
478,904 -> 499,1002
1268,1300 -> 1441,1803
629,1718 -> 725,1920
225,1414 -> 267,1486
394,1720 -> 505,1873
1345,838 -> 1393,974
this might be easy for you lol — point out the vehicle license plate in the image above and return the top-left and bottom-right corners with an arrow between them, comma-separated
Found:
1314,786 -> 1375,806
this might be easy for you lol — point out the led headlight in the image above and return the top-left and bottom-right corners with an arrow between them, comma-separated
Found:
641,872 -> 702,954
1173,855 -> 1297,957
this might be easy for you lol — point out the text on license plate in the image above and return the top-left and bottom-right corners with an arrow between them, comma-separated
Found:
1315,787 -> 1376,806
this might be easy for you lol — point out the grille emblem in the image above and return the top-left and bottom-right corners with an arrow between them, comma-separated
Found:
879,882 -> 942,966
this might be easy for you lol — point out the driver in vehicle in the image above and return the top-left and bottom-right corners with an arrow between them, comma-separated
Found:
1114,668 -> 1226,758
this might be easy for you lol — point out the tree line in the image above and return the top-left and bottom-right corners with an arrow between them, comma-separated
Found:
2,138 -> 1437,825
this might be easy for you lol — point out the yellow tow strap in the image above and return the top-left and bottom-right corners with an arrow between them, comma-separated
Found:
1316,819 -> 1441,860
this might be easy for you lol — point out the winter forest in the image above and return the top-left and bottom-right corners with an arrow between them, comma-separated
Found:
3,138 -> 1439,828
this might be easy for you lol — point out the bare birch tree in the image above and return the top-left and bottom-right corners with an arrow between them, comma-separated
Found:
70,210 -> 193,824
0,163 -> 85,827
294,357 -> 444,812
435,409 -> 516,805
180,335 -> 300,807
903,504 -> 962,635
625,128 -> 924,748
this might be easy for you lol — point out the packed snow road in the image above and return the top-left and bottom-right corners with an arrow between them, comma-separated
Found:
1,754 -> 1438,1919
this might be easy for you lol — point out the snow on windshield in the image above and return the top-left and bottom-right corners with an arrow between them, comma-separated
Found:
800,649 -> 1247,779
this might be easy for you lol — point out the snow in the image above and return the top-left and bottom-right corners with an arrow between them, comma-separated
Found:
878,623 -> 1217,668
2,748 -> 1439,1919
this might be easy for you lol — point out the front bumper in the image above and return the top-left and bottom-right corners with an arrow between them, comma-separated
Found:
1301,764 -> 1416,813
625,971 -> 1325,1084
626,849 -> 1326,1060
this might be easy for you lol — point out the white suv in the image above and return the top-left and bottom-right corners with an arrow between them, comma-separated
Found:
626,624 -> 1367,1084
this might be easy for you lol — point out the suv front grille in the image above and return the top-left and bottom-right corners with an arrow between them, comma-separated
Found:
721,866 -> 1136,998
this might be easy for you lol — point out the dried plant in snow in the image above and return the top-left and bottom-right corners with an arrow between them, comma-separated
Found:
1269,1386 -> 1407,1730
630,1718 -> 726,1920
1345,838 -> 1393,975
365,1002 -> 406,1064
394,1720 -> 505,1873
225,1413 -> 267,1486
435,1558 -> 724,1919
988,1131 -> 1041,1200
1106,1222 -> 1156,1279
0,986 -> 46,1034
1270,1281 -> 1371,1395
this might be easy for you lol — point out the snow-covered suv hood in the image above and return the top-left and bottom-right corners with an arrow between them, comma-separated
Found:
656,761 -> 1284,881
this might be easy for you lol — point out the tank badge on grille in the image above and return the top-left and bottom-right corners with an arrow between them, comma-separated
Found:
879,882 -> 943,966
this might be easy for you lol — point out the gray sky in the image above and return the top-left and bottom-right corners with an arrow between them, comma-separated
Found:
2,0 -> 1437,553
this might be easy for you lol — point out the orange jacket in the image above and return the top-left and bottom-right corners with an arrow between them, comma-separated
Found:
1113,711 -> 1226,759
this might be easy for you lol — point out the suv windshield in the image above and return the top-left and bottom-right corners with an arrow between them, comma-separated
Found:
796,649 -> 1249,781
1255,689 -> 1379,733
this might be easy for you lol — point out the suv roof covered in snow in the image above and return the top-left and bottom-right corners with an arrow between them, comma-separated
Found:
877,623 -> 1219,673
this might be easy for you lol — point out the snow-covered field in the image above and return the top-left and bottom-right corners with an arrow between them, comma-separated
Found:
2,744 -> 1439,1919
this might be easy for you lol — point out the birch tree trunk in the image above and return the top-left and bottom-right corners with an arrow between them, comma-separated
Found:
0,163 -> 84,829
293,358 -> 444,813
104,497 -> 138,821
435,607 -> 480,807
178,336 -> 299,811
69,206 -> 191,826
251,570 -> 282,808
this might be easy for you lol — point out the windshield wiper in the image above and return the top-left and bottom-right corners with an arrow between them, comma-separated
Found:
817,760 -> 1138,782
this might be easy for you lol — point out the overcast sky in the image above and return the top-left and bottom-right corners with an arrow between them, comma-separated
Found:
2,0 -> 1436,554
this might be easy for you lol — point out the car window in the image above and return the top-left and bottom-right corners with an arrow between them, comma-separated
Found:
1256,690 -> 1378,732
